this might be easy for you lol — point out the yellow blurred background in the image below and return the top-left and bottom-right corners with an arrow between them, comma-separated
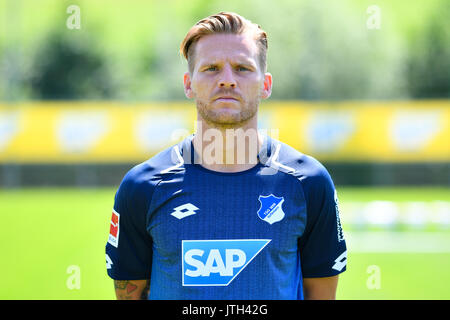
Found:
1,100 -> 448,163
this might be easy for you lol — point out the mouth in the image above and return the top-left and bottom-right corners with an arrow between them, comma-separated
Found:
214,96 -> 239,102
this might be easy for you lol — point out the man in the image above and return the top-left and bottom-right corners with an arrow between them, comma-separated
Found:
105,12 -> 347,300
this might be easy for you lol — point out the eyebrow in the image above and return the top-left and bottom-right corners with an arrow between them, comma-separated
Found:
199,60 -> 257,69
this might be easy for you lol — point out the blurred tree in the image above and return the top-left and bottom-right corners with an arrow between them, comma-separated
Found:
29,30 -> 119,100
265,0 -> 407,101
406,0 -> 450,98
1,0 -> 448,101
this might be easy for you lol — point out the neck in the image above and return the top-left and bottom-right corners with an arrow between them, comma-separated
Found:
192,113 -> 263,173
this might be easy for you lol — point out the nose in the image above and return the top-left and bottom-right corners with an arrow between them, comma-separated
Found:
218,64 -> 236,88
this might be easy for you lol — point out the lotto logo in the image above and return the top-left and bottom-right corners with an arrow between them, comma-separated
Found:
182,239 -> 271,286
171,203 -> 199,220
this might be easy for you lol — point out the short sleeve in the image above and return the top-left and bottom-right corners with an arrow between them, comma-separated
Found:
298,168 -> 347,278
105,170 -> 153,280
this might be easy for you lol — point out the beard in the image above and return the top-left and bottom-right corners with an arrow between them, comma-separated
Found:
196,96 -> 260,128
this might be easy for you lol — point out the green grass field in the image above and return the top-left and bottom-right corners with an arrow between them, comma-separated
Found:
0,187 -> 448,300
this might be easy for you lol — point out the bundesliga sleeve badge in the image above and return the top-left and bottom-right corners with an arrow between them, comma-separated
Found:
257,194 -> 285,225
108,209 -> 120,248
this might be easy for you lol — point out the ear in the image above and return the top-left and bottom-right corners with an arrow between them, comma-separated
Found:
260,72 -> 273,99
183,72 -> 195,99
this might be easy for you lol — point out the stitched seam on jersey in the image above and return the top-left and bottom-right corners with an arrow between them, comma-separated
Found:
146,147 -> 186,232
160,145 -> 184,174
270,143 -> 296,173
260,146 -> 309,239
277,169 -> 309,239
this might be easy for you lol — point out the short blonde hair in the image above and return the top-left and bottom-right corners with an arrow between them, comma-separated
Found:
180,12 -> 268,74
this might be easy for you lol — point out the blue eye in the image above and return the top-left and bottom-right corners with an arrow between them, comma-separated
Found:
238,66 -> 249,71
205,66 -> 217,71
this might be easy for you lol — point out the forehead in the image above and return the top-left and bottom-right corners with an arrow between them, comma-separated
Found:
194,33 -> 259,66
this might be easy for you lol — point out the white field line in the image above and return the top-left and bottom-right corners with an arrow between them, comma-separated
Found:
344,231 -> 450,253
339,201 -> 450,228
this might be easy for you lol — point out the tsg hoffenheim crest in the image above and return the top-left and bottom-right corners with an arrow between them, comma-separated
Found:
257,194 -> 285,225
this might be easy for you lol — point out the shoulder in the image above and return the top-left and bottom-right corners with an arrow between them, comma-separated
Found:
270,138 -> 333,189
115,144 -> 182,209
273,139 -> 339,230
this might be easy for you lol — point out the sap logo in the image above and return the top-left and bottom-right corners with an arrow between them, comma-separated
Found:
182,239 -> 271,286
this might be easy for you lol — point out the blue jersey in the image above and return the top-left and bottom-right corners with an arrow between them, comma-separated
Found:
105,134 -> 347,299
